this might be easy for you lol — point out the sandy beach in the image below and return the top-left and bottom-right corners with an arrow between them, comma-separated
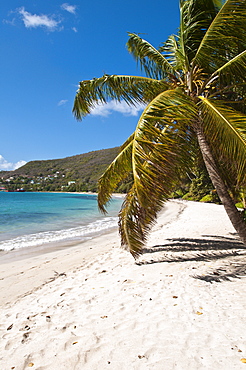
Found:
1,200 -> 246,369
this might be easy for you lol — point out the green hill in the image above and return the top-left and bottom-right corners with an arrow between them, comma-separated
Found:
0,147 -> 120,192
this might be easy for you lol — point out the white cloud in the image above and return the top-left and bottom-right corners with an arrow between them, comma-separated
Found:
18,7 -> 60,31
61,3 -> 76,14
58,99 -> 68,106
13,160 -> 27,170
3,18 -> 16,26
90,101 -> 146,117
0,155 -> 27,171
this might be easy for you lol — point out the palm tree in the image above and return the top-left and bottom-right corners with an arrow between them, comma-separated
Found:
73,0 -> 246,257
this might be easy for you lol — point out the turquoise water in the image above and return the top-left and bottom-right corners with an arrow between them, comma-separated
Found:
0,192 -> 123,251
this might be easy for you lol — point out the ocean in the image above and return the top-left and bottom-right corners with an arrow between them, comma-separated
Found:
0,192 -> 123,253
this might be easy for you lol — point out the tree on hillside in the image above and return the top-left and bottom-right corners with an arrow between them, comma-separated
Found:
73,0 -> 246,257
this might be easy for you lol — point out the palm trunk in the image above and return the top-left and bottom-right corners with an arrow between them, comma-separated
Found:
195,125 -> 246,246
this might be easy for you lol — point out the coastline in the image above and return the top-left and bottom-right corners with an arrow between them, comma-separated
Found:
1,200 -> 246,369
0,192 -> 124,253
0,200 -> 180,304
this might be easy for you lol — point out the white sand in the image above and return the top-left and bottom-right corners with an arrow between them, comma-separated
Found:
0,200 -> 246,369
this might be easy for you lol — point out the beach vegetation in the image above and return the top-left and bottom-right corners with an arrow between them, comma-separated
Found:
182,157 -> 218,202
73,0 -> 246,257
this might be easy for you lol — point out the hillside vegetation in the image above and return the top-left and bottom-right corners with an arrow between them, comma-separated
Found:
0,147 -> 120,192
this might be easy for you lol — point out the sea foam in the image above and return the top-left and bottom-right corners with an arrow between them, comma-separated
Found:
0,216 -> 118,252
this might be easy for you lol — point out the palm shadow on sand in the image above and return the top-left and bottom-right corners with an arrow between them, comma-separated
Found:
136,235 -> 246,283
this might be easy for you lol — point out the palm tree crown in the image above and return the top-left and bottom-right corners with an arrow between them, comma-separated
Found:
73,0 -> 246,257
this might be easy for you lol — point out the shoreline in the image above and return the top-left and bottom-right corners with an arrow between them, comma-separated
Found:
0,224 -> 119,265
1,200 -> 246,369
0,191 -> 124,254
0,200 -> 181,305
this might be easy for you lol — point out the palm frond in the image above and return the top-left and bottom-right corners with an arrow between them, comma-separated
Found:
213,49 -> 246,85
132,89 -> 198,204
119,185 -> 149,258
159,34 -> 186,71
127,33 -> 176,79
193,0 -> 246,72
179,0 -> 221,66
118,89 -> 198,256
199,97 -> 246,184
97,134 -> 134,213
73,74 -> 170,120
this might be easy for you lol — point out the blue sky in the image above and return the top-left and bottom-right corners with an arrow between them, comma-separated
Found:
1,0 -> 179,170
